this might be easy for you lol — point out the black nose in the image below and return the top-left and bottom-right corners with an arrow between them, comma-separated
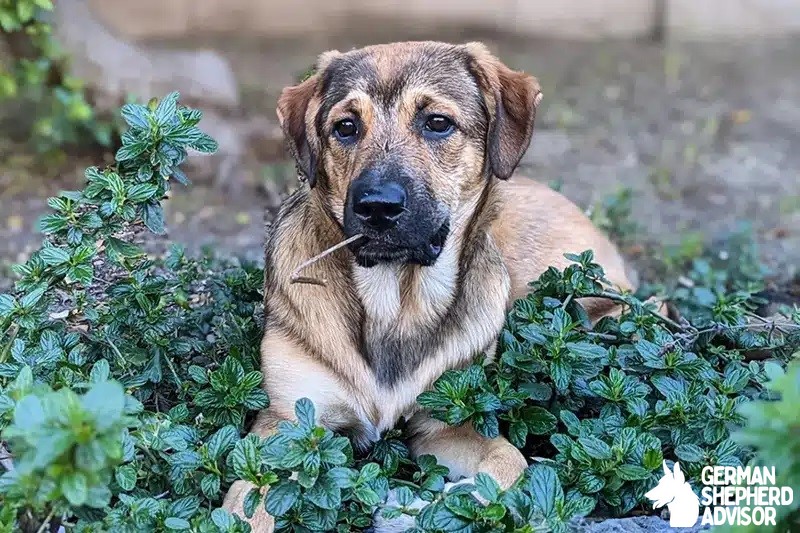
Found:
352,181 -> 407,230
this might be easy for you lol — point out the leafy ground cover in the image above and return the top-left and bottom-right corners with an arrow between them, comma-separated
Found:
0,94 -> 798,533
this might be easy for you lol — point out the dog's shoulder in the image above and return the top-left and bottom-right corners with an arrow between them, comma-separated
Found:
489,176 -> 634,303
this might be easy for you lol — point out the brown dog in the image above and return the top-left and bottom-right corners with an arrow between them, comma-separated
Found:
223,41 -> 634,530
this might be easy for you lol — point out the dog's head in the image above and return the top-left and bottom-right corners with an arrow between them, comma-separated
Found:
276,41 -> 542,267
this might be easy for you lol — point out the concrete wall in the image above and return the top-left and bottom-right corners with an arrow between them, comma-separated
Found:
84,0 -> 800,42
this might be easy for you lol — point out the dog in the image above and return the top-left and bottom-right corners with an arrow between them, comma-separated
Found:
222,41 -> 635,530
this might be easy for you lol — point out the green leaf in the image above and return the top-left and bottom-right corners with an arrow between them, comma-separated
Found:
563,494 -> 596,519
475,472 -> 500,501
359,462 -> 381,482
164,517 -> 191,530
155,92 -> 180,126
83,381 -> 126,431
40,246 -> 71,266
189,132 -> 219,154
19,284 -> 46,308
243,487 -> 262,519
617,464 -> 651,481
327,467 -> 358,488
0,294 -> 16,317
106,237 -> 144,261
306,473 -> 341,510
201,473 -> 221,499
127,183 -> 159,203
529,465 -> 561,516
578,436 -> 612,460
523,406 -> 558,435
395,486 -> 415,507
89,358 -> 110,383
207,425 -> 239,460
551,308 -> 572,333
675,443 -> 705,463
115,142 -> 148,162
61,471 -> 89,506
577,472 -> 605,494
188,365 -> 208,384
520,382 -> 552,402
567,342 -> 607,359
121,103 -> 150,129
295,398 -> 315,429
230,437 -> 261,481
354,485 -> 382,507
643,448 -> 664,470
264,479 -> 300,516
142,202 -> 166,234
560,410 -> 581,436
551,359 -> 572,392
509,419 -> 528,448
115,463 -> 137,491
211,509 -> 236,529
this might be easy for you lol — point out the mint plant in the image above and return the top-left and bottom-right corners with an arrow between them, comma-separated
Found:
0,90 -> 797,532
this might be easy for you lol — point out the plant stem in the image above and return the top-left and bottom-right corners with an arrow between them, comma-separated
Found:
595,290 -> 685,331
0,324 -> 19,365
35,508 -> 55,533
290,234 -> 364,286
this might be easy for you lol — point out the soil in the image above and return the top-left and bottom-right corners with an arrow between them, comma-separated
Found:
1,35 -> 799,292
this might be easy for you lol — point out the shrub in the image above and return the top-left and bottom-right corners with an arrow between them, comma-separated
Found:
721,360 -> 800,532
0,0 -> 116,153
0,93 -> 798,532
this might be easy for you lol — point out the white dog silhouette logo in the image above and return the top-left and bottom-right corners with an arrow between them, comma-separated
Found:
645,461 -> 700,528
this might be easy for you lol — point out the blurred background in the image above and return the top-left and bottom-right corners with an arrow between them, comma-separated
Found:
1,0 -> 798,293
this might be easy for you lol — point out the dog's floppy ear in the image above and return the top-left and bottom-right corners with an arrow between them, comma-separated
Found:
276,50 -> 341,187
465,42 -> 542,180
277,76 -> 318,185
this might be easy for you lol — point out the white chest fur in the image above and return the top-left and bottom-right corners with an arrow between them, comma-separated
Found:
353,241 -> 459,337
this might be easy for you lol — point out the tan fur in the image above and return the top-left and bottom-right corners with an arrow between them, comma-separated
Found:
223,41 -> 635,531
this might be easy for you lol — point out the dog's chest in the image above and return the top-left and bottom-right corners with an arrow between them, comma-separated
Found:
353,249 -> 460,386
354,246 -> 458,329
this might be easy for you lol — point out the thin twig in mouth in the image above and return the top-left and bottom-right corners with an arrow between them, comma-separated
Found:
290,234 -> 365,286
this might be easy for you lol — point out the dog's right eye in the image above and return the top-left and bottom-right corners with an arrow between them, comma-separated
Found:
333,119 -> 358,141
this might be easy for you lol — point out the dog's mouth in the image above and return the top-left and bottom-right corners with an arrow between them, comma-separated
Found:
349,221 -> 449,268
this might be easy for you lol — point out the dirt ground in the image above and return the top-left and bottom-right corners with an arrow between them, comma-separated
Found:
1,35 -> 799,291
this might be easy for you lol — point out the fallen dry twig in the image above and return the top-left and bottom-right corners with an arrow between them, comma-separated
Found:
290,234 -> 364,286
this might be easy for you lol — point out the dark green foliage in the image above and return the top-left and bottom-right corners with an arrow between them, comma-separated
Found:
0,93 -> 798,533
417,248 -> 798,519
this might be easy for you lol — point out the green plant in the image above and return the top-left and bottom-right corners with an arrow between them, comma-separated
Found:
0,92 -> 798,532
588,187 -> 640,246
419,249 -> 798,519
721,360 -> 800,532
0,0 -> 116,153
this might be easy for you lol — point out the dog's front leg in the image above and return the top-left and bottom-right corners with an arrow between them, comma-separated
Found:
222,412 -> 281,532
407,414 -> 527,490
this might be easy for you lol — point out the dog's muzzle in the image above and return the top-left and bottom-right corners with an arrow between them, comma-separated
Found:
344,168 -> 449,268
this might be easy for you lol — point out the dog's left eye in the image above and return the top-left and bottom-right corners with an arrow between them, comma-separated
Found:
423,115 -> 454,137
333,119 -> 358,141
